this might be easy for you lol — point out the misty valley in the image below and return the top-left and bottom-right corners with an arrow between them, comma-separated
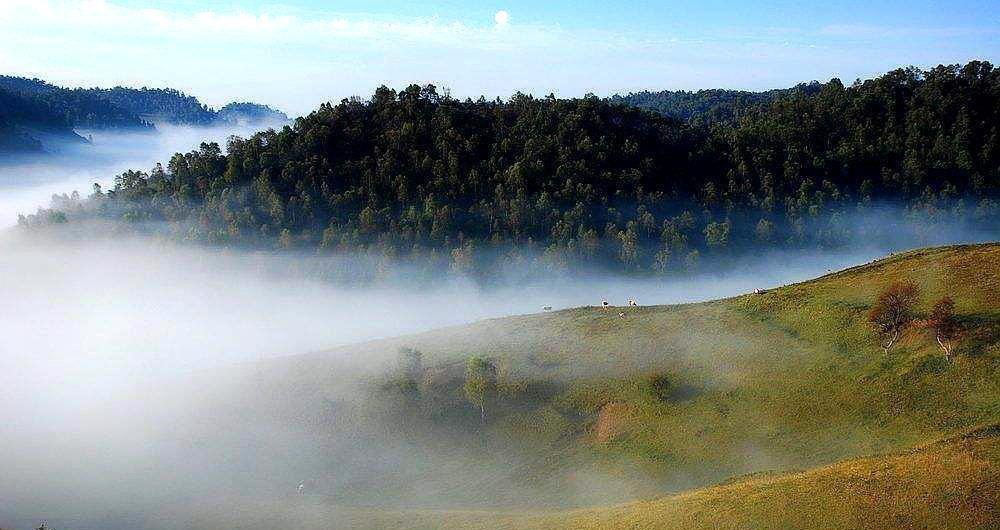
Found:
2,33 -> 1000,530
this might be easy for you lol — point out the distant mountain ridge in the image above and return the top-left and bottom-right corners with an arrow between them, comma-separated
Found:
609,82 -> 824,124
216,101 -> 290,126
0,75 -> 289,154
89,85 -> 215,126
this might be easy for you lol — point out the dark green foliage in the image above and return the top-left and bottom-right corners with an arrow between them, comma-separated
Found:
0,76 -> 153,130
93,86 -> 216,125
0,75 -> 286,129
643,373 -> 699,403
0,76 -> 215,127
609,82 -> 823,125
644,373 -> 676,403
0,80 -> 89,152
22,62 -> 1000,275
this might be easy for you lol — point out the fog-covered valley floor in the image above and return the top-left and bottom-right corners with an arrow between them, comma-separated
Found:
0,230 -> 930,376
1,230 -> 995,530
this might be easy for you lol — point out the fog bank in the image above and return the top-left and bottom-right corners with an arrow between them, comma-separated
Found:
0,221 -> 996,530
0,123 -> 283,229
0,231 -> 907,376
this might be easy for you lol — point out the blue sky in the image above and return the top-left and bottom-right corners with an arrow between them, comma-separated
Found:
1,0 -> 998,116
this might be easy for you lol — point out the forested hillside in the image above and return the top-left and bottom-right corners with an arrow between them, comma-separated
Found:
608,82 -> 823,124
0,89 -> 59,153
0,76 -> 154,130
217,102 -> 290,125
23,62 -> 1000,275
0,76 -> 288,154
0,77 -> 131,153
90,86 -> 216,125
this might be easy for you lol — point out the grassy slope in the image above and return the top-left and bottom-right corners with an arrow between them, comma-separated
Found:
500,425 -> 1000,530
197,243 -> 1000,525
192,425 -> 1000,530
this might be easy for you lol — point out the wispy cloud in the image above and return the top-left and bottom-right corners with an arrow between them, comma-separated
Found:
819,23 -> 999,39
0,0 -> 555,50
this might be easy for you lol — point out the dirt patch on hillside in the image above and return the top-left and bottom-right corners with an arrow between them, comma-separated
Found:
594,402 -> 634,443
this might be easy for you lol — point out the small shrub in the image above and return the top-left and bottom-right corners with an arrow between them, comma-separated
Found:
642,373 -> 699,403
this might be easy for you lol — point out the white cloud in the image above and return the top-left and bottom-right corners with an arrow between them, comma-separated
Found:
0,0 -> 535,48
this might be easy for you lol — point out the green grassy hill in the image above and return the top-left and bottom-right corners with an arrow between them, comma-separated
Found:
180,423 -> 1000,530
182,243 -> 1000,528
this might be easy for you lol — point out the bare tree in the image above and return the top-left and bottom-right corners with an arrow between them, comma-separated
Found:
868,280 -> 920,354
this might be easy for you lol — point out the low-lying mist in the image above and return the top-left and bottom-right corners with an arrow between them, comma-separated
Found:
0,228 -> 915,374
0,122 -> 285,229
0,214 -> 996,530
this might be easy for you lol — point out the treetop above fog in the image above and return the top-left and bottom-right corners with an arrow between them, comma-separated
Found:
20,61 -> 1000,276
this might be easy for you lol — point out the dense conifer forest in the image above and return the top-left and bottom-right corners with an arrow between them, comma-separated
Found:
607,82 -> 823,125
22,62 -> 1000,276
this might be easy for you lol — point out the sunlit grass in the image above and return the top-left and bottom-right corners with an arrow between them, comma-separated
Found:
232,242 -> 1000,527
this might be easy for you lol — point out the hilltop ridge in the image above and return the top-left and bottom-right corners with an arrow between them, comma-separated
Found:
0,75 -> 289,155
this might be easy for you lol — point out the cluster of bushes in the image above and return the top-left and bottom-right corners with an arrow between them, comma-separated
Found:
372,348 -> 566,432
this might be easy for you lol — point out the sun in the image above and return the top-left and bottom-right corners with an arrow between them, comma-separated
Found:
494,10 -> 510,27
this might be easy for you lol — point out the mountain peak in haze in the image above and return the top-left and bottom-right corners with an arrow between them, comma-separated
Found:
216,101 -> 290,126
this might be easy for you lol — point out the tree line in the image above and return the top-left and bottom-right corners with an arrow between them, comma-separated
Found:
20,61 -> 1000,277
0,75 -> 288,154
607,82 -> 823,125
